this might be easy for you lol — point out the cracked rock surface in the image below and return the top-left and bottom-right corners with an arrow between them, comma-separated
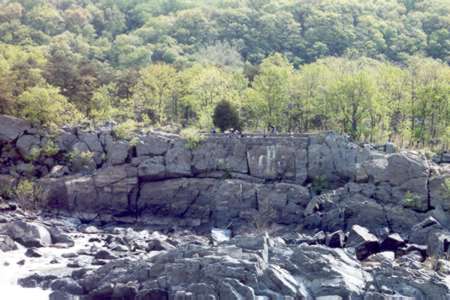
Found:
1,115 -> 450,299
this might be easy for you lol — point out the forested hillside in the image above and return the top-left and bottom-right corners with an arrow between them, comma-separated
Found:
0,0 -> 449,148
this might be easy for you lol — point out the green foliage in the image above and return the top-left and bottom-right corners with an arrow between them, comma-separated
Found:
41,140 -> 59,157
25,146 -> 41,162
68,149 -> 94,167
113,120 -> 138,140
213,100 -> 241,132
15,179 -> 42,209
180,127 -> 204,150
17,85 -> 83,130
0,0 -> 449,149
403,191 -> 421,208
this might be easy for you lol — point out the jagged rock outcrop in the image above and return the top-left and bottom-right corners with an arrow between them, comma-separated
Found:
1,114 -> 450,299
1,114 -> 450,237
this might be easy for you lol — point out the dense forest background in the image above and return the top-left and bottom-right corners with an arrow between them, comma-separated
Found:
0,0 -> 449,149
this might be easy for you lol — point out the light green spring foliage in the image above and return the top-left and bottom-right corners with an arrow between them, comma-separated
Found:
17,85 -> 83,130
113,120 -> 138,140
180,127 -> 204,150
0,0 -> 449,149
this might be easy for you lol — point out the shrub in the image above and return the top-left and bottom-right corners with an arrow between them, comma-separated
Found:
25,146 -> 41,162
403,191 -> 421,208
15,179 -> 42,209
41,140 -> 59,157
114,120 -> 138,140
213,100 -> 241,132
17,85 -> 83,130
180,127 -> 204,150
68,149 -> 95,172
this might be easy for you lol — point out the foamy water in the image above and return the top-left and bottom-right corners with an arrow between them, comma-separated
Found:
0,244 -> 51,300
0,225 -> 101,300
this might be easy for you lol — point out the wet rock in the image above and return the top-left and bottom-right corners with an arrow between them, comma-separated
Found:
146,238 -> 176,252
25,247 -> 42,258
49,227 -> 74,248
94,249 -> 118,260
50,277 -> 84,295
18,273 -> 57,289
0,234 -> 18,252
49,290 -> 78,300
79,225 -> 100,234
0,220 -> 52,247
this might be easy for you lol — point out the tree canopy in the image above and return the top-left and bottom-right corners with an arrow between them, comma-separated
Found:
0,0 -> 449,148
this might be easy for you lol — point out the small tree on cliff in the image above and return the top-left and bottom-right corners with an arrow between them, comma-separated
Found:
213,100 -> 241,132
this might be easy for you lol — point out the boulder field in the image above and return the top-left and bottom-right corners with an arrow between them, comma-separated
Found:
0,114 -> 450,299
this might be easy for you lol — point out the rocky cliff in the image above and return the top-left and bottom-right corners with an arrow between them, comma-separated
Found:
1,114 -> 450,299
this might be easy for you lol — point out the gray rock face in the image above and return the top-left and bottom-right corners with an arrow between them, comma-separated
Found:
78,132 -> 104,165
165,142 -> 192,177
247,144 -> 296,180
16,134 -> 41,159
136,135 -> 171,157
347,225 -> 379,260
138,156 -> 166,180
0,114 -> 31,143
192,138 -> 248,174
106,141 -> 129,166
290,244 -> 371,297
4,115 -> 450,300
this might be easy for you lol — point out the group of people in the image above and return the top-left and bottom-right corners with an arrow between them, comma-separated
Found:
210,127 -> 243,137
210,123 -> 278,137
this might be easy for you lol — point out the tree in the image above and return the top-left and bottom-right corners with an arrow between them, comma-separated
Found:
245,53 -> 293,131
17,85 -> 83,129
213,100 -> 241,132
181,64 -> 247,129
131,63 -> 180,124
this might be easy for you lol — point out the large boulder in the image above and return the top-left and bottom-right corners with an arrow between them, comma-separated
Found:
0,114 -> 31,143
0,234 -> 18,252
0,220 -> 52,247
136,135 -> 171,157
290,244 -> 371,297
16,134 -> 41,159
106,141 -> 129,166
347,225 -> 379,260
